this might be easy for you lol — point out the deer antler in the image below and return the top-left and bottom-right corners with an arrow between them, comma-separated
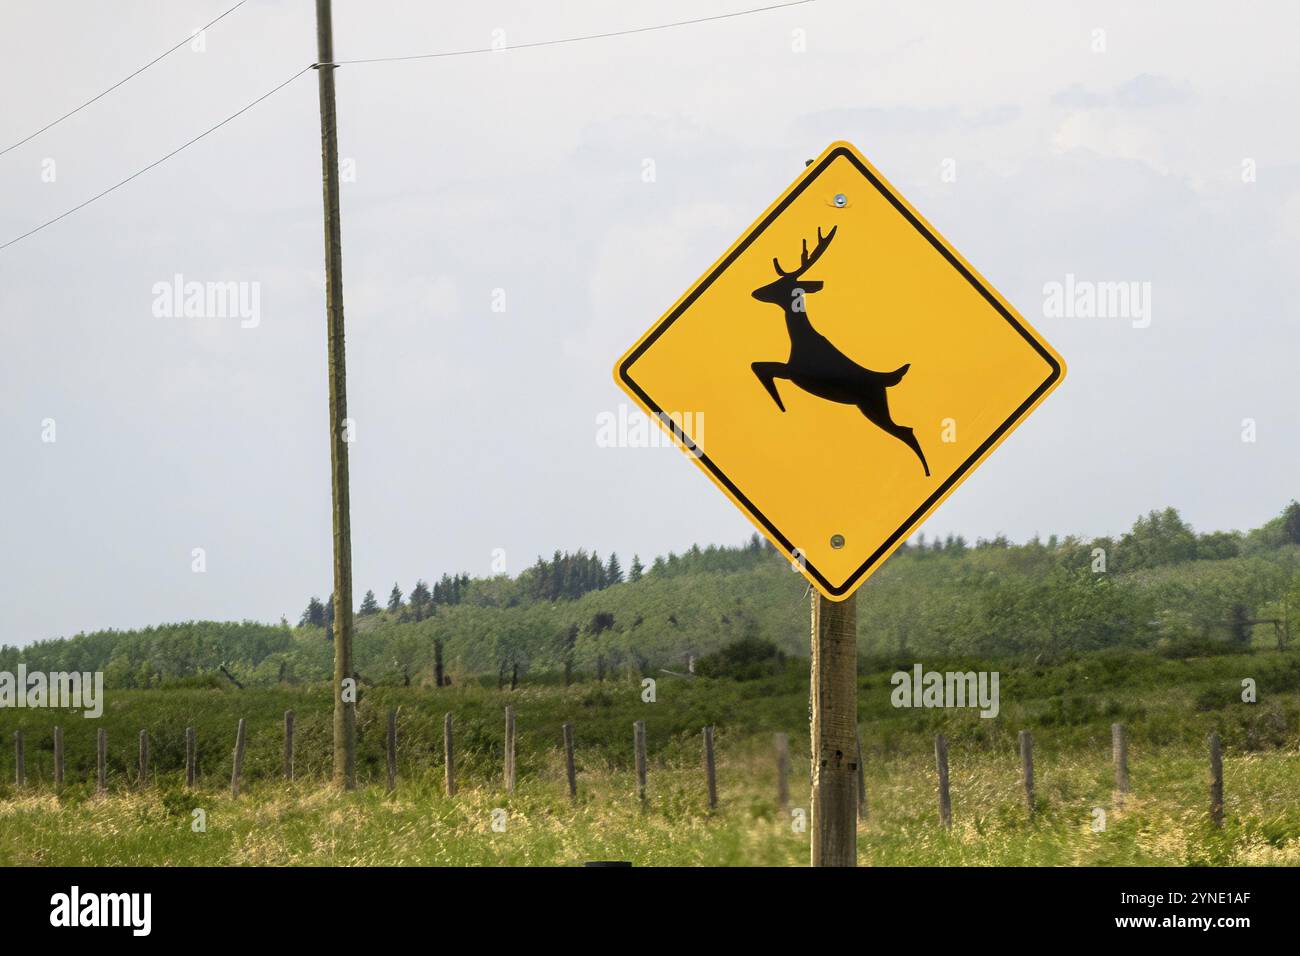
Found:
772,225 -> 838,278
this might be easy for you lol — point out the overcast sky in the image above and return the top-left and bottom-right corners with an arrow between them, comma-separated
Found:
2,0 -> 1297,645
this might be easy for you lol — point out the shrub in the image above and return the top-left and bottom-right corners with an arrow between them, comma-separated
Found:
695,637 -> 785,681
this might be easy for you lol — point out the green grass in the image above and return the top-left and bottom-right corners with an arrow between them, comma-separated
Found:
3,747 -> 1298,866
2,648 -> 1299,865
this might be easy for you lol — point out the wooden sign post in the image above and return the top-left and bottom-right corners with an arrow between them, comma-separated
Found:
810,592 -> 857,867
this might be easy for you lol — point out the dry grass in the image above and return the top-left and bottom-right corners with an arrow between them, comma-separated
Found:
2,745 -> 1298,866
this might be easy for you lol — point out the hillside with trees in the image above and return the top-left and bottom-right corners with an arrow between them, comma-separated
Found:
6,503 -> 1300,689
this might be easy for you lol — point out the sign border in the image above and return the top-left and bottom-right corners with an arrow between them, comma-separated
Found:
614,141 -> 1065,600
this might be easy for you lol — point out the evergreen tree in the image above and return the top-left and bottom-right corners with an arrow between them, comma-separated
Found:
573,549 -> 590,597
606,552 -> 623,584
1284,501 -> 1300,545
358,590 -> 379,616
387,583 -> 404,613
629,555 -> 644,582
299,596 -> 327,628
409,579 -> 431,621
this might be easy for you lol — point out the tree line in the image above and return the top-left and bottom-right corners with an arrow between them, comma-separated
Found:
9,503 -> 1300,689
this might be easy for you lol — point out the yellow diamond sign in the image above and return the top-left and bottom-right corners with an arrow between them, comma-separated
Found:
614,141 -> 1065,601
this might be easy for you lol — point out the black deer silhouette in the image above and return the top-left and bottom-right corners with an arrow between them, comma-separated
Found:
750,225 -> 930,476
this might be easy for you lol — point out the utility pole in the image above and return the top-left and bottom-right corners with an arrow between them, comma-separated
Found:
314,0 -> 355,790
810,592 -> 857,866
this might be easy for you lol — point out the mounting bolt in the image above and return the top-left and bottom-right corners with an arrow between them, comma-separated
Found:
830,534 -> 846,549
833,193 -> 848,207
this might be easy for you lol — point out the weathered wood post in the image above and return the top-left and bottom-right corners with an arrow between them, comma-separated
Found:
1112,723 -> 1129,797
443,713 -> 456,797
1019,730 -> 1035,814
634,719 -> 647,805
96,728 -> 107,795
315,0 -> 357,796
855,726 -> 868,821
703,725 -> 718,810
504,706 -> 516,796
811,593 -> 857,866
935,733 -> 952,828
283,711 -> 295,781
185,727 -> 196,788
1208,731 -> 1224,828
231,718 -> 247,799
13,730 -> 24,788
562,722 -> 577,801
53,726 -> 64,789
138,730 -> 149,789
386,708 -> 397,793
775,732 -> 790,809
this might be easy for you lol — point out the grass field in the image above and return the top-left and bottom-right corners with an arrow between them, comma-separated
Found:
2,649 -> 1299,865
3,749 -> 1298,866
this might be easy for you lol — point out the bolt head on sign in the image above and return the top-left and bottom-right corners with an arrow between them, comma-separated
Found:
613,141 -> 1066,601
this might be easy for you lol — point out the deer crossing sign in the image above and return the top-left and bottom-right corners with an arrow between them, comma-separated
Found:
614,141 -> 1065,601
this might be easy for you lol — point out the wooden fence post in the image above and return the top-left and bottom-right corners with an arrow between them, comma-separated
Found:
53,726 -> 64,789
231,718 -> 247,799
775,732 -> 790,809
283,711 -> 295,780
562,722 -> 577,801
856,726 -> 867,821
703,726 -> 718,810
634,719 -> 647,805
13,730 -> 24,788
935,733 -> 952,828
1112,723 -> 1129,797
386,708 -> 397,793
138,730 -> 149,789
96,728 -> 106,795
504,706 -> 516,796
1019,730 -> 1035,814
1208,731 -> 1224,828
185,727 -> 196,789
443,713 -> 456,797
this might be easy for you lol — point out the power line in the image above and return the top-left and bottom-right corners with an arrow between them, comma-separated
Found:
0,65 -> 312,253
0,0 -> 250,158
0,1 -> 817,253
335,0 -> 817,65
